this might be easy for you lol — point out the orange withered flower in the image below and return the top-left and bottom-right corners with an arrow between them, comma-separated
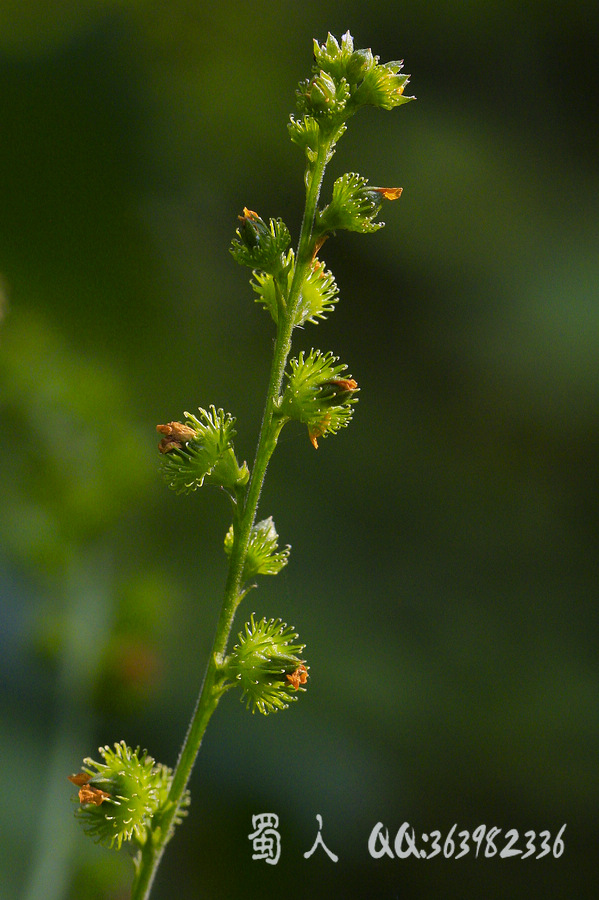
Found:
156,421 -> 197,454
68,773 -> 111,806
371,186 -> 403,200
286,664 -> 309,691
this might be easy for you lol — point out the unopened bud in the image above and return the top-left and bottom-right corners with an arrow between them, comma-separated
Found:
346,48 -> 375,83
308,71 -> 337,111
236,208 -> 268,250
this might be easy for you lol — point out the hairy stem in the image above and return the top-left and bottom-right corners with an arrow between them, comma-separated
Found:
132,134 -> 335,900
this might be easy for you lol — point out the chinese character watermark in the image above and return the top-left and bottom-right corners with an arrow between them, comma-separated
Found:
248,812 -> 281,865
304,814 -> 339,862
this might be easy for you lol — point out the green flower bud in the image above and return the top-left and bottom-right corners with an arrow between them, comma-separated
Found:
307,32 -> 414,119
230,209 -> 291,276
296,70 -> 350,120
308,71 -> 337,111
346,48 -> 376,83
237,207 -> 265,249
252,256 -> 337,327
287,114 -> 321,164
352,61 -> 414,111
312,31 -> 355,81
315,173 -> 404,239
224,516 -> 290,581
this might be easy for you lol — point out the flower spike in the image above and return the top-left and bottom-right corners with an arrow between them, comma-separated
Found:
133,31 -> 414,896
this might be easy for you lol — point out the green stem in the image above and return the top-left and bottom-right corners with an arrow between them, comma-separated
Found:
132,134 -> 334,900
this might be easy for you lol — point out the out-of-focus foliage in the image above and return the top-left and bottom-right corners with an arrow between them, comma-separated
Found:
1,2 -> 598,899
0,311 -> 151,574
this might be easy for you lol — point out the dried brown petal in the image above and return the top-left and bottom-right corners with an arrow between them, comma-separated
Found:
308,413 -> 332,449
157,421 -> 197,454
326,377 -> 358,392
372,186 -> 403,200
78,785 -> 111,806
68,773 -> 91,786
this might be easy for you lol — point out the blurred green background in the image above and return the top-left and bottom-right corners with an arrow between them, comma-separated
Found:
1,1 -> 597,898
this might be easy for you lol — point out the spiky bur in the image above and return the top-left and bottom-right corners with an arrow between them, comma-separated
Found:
251,257 -> 338,327
278,349 -> 359,448
224,615 -> 308,715
158,406 -> 249,495
231,208 -> 339,329
224,516 -> 290,582
68,741 -> 189,851
315,173 -> 403,240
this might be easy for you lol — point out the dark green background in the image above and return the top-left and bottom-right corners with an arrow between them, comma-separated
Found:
1,2 -> 597,898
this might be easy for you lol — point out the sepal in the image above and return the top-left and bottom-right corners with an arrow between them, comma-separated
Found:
68,741 -> 189,851
224,614 -> 308,715
224,516 -> 290,580
280,349 -> 358,448
158,407 -> 249,495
